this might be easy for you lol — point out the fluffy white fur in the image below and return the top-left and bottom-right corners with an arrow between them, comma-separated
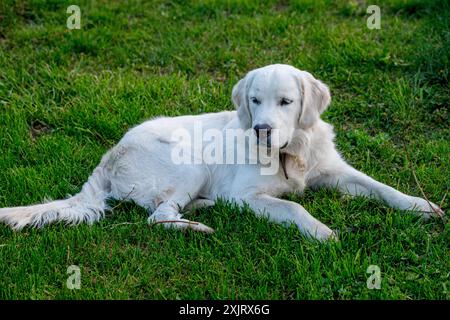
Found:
0,64 -> 444,241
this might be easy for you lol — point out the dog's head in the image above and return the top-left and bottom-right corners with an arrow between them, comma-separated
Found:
232,64 -> 331,149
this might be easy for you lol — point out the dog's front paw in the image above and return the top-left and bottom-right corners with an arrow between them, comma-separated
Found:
187,221 -> 215,234
407,196 -> 445,219
148,215 -> 215,233
311,225 -> 339,242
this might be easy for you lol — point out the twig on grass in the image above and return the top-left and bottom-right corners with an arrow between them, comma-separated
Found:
402,143 -> 445,220
410,169 -> 444,219
110,186 -> 136,211
439,189 -> 448,209
150,220 -> 199,226
108,221 -> 144,229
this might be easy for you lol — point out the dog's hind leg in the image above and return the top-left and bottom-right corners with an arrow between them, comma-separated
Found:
148,187 -> 214,233
184,199 -> 215,211
148,200 -> 214,233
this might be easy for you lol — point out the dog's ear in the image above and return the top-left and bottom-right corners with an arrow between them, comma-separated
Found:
297,71 -> 331,129
232,72 -> 254,129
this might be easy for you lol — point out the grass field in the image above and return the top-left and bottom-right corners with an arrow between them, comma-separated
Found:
0,0 -> 448,299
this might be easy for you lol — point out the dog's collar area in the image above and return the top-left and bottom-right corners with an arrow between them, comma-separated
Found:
280,153 -> 289,180
278,141 -> 290,180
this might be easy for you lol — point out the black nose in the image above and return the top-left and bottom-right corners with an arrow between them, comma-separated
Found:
253,124 -> 272,139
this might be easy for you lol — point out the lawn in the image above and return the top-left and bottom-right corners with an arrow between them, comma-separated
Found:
0,0 -> 448,299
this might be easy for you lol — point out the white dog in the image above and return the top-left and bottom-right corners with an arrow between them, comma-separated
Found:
0,64 -> 444,241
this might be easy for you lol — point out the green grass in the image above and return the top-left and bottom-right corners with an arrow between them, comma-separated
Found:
0,0 -> 448,299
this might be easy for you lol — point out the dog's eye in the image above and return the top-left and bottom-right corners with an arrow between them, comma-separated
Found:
251,97 -> 261,105
280,98 -> 293,106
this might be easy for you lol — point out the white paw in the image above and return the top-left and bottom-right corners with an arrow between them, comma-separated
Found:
407,196 -> 445,219
187,221 -> 215,234
148,215 -> 215,234
310,224 -> 339,242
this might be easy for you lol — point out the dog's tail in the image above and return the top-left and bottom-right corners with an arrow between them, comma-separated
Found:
0,155 -> 112,230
